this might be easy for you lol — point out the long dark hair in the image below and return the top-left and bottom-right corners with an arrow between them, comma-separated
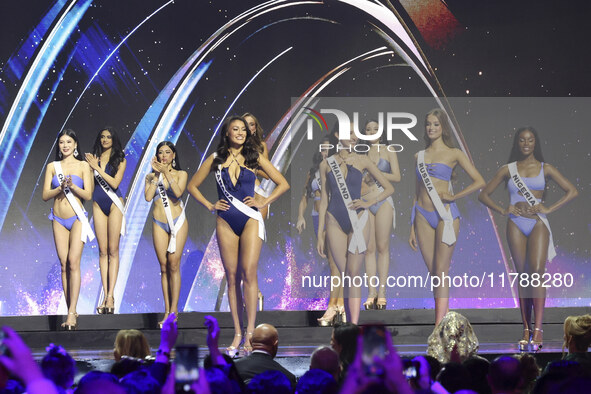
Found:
507,126 -> 545,163
424,109 -> 455,149
92,126 -> 125,172
55,129 -> 83,161
242,112 -> 265,154
212,116 -> 260,170
155,141 -> 182,170
305,136 -> 331,197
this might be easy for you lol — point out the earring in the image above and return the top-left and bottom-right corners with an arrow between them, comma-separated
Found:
74,148 -> 79,157
59,151 -> 63,159
172,159 -> 176,167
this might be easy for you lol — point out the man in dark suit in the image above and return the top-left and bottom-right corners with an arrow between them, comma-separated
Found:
234,323 -> 296,388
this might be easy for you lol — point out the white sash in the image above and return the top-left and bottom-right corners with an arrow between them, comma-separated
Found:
215,166 -> 265,241
94,170 -> 126,236
254,184 -> 270,198
508,162 -> 556,261
53,161 -> 95,243
156,174 -> 186,253
327,156 -> 368,254
417,151 -> 456,245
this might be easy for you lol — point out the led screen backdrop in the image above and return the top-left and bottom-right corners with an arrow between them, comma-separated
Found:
0,0 -> 589,315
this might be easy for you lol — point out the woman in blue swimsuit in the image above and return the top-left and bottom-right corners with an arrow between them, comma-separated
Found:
144,141 -> 188,327
85,127 -> 126,314
408,109 -> 485,326
361,120 -> 400,310
42,129 -> 93,330
317,132 -> 394,324
188,116 -> 289,356
479,127 -> 578,351
297,138 -> 345,326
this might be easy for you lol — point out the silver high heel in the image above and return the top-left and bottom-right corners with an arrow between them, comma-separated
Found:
531,328 -> 543,352
518,328 -> 531,352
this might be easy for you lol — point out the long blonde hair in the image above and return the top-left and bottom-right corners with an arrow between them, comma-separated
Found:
424,109 -> 455,149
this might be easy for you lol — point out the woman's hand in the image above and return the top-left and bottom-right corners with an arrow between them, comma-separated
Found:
348,198 -> 370,210
211,199 -> 230,213
85,153 -> 100,171
151,157 -> 166,174
438,191 -> 455,203
409,228 -> 418,251
503,204 -> 522,216
317,236 -> 326,258
243,195 -> 266,209
527,204 -> 550,215
296,216 -> 306,234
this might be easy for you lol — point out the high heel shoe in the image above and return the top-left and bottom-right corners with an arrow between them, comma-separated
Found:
337,305 -> 347,323
226,333 -> 243,358
158,312 -> 170,329
96,299 -> 106,315
518,328 -> 531,352
317,306 -> 339,327
375,298 -> 387,310
104,296 -> 115,314
243,332 -> 254,355
363,297 -> 376,310
63,312 -> 78,331
258,290 -> 264,311
531,328 -> 543,352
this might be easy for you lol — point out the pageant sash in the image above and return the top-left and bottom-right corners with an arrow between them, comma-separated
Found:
327,156 -> 368,254
94,170 -> 126,236
157,174 -> 186,253
53,161 -> 95,243
508,162 -> 556,261
417,150 -> 456,245
215,166 -> 265,241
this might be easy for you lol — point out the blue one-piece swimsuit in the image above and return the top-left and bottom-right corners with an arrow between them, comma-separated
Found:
326,164 -> 364,234
412,162 -> 460,229
93,162 -> 122,216
216,166 -> 258,236
49,174 -> 87,231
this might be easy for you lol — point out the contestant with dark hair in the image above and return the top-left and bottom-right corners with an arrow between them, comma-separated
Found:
85,127 -> 126,315
297,137 -> 344,325
188,116 -> 289,356
360,120 -> 400,310
479,126 -> 578,351
317,131 -> 394,324
243,112 -> 270,309
42,129 -> 94,330
409,109 -> 485,326
144,141 -> 188,327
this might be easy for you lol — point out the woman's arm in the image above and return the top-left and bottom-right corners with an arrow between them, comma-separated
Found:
408,154 -> 419,251
533,163 -> 579,214
478,165 -> 513,215
187,154 -> 220,212
164,169 -> 188,198
256,141 -> 271,180
350,158 -> 394,210
316,161 -> 329,258
144,173 -> 158,202
86,154 -> 127,190
248,154 -> 290,207
296,173 -> 311,234
70,162 -> 93,201
42,163 -> 61,201
443,149 -> 485,202
383,150 -> 401,183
